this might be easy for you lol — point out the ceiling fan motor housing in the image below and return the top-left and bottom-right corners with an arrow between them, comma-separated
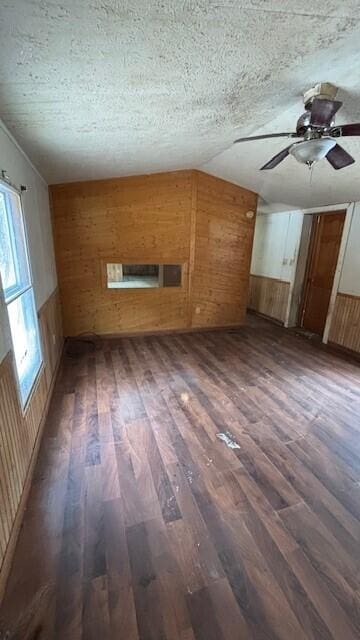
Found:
296,112 -> 332,137
296,111 -> 311,136
297,83 -> 339,135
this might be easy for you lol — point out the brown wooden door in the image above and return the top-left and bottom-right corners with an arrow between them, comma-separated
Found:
301,211 -> 345,335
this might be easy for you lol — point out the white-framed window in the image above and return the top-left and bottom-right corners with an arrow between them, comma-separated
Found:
0,181 -> 42,408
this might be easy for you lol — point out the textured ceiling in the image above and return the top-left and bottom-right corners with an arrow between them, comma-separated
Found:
1,1 -> 360,206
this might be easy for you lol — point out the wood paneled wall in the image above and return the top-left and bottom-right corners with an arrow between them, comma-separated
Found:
0,289 -> 63,598
192,172 -> 257,327
50,170 -> 257,336
328,293 -> 360,354
248,274 -> 290,324
51,171 -> 193,335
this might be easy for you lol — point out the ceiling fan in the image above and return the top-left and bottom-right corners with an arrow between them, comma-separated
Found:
234,83 -> 360,170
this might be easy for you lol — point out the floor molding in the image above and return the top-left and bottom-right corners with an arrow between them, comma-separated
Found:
246,308 -> 285,327
65,322 -> 246,342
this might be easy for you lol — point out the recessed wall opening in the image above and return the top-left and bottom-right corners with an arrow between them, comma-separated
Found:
106,263 -> 182,289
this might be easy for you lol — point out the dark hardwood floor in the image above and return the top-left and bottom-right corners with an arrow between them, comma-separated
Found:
1,315 -> 360,639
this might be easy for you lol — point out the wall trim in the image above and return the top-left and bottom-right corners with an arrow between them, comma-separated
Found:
250,273 -> 291,285
37,286 -> 59,316
335,291 -> 360,300
302,203 -> 351,214
284,212 -> 305,327
323,203 -> 355,344
327,340 -> 360,363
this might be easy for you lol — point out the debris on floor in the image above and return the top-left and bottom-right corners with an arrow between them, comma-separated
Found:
216,431 -> 240,449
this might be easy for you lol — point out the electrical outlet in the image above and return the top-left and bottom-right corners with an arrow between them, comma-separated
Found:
52,334 -> 56,345
195,306 -> 201,315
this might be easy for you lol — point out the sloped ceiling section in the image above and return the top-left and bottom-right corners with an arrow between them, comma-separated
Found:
0,1 -> 360,206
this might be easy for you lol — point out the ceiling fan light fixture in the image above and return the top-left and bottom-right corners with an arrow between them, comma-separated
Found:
290,137 -> 336,164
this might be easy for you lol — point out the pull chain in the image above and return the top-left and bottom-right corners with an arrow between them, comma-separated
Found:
307,161 -> 315,185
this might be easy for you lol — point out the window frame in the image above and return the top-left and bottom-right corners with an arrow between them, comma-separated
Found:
0,179 -> 43,411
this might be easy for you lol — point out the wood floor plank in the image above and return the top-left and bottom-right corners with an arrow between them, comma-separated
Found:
82,575 -> 111,640
207,578 -> 252,640
145,517 -> 193,640
55,380 -> 86,640
123,341 -> 182,523
250,427 -> 360,546
287,547 -> 359,640
186,586 -> 225,640
85,356 -> 101,467
104,498 -> 139,639
279,503 -> 360,624
242,504 -> 334,640
126,521 -> 168,640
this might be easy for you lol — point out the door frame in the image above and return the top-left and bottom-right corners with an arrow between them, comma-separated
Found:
286,202 -> 355,342
323,203 -> 355,343
298,210 -> 346,333
298,213 -> 319,329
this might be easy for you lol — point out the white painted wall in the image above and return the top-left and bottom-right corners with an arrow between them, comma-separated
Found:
251,209 -> 303,282
0,121 -> 57,361
337,203 -> 360,296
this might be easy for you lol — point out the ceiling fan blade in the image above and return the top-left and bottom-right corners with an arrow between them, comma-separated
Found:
330,123 -> 360,137
326,144 -> 355,170
234,132 -> 298,144
310,98 -> 342,127
260,145 -> 292,170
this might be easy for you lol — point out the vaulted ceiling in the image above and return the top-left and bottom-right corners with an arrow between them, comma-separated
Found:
1,1 -> 360,206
